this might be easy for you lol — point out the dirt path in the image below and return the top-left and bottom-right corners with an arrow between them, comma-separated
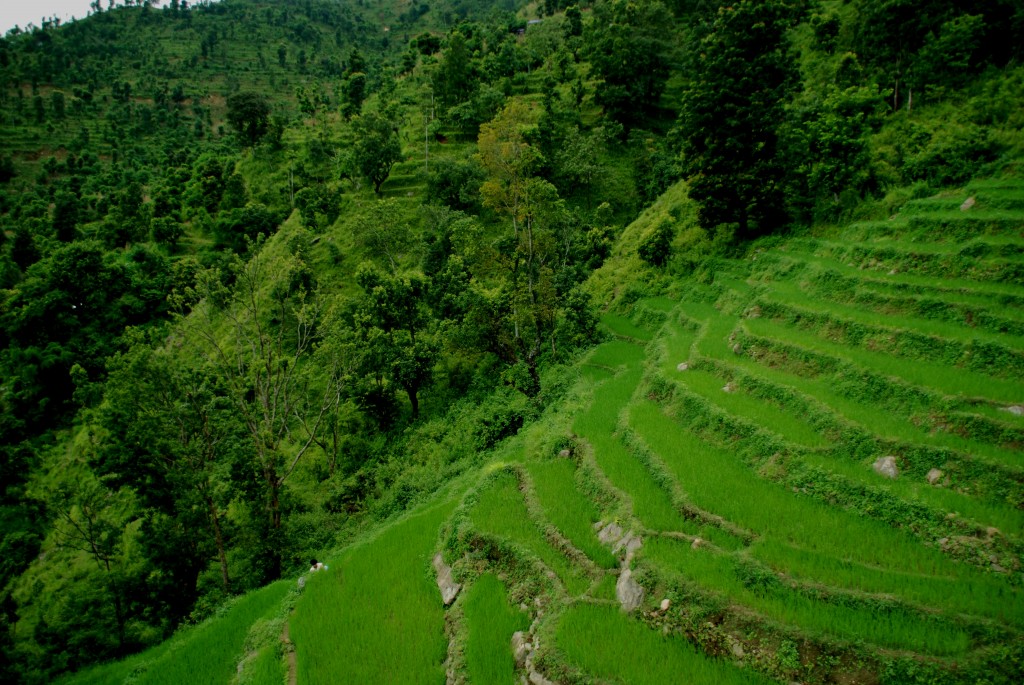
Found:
282,618 -> 297,685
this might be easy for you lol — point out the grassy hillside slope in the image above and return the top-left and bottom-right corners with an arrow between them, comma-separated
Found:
60,176 -> 1024,685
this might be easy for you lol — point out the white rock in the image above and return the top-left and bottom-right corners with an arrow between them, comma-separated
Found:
616,568 -> 645,612
432,553 -> 462,605
960,196 -> 976,211
926,468 -> 943,485
873,456 -> 899,479
691,537 -> 703,550
660,598 -> 671,611
677,362 -> 689,371
1000,405 -> 1024,416
598,522 -> 624,545
511,631 -> 531,667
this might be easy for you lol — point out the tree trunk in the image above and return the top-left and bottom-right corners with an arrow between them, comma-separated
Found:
206,496 -> 230,592
408,388 -> 419,418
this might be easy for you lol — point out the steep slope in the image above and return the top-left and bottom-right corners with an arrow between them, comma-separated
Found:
59,178 -> 1024,685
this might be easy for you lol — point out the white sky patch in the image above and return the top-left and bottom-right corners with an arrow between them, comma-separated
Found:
0,1 -> 181,36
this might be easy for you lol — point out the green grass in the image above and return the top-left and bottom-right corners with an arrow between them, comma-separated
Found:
600,313 -> 655,341
60,580 -> 290,685
590,573 -> 618,601
463,573 -> 530,685
658,321 -> 698,376
664,313 -> 1023,528
800,449 -> 1024,535
471,474 -> 592,596
675,315 -> 1024,470
672,367 -> 831,448
783,242 -> 1024,300
244,643 -> 286,685
642,539 -> 972,655
573,342 -> 688,532
290,499 -> 457,685
585,338 -> 646,369
764,280 -> 1024,352
555,603 -> 771,685
744,317 -> 1024,403
526,460 -> 619,569
628,400 -> 1024,626
752,539 -> 1023,626
577,340 -> 743,549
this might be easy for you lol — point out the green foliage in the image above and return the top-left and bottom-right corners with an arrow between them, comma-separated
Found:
226,92 -> 271,147
434,31 -> 476,111
290,500 -> 456,685
3,0 -> 1024,682
586,0 -> 675,128
470,472 -> 591,595
679,0 -> 804,236
638,219 -> 674,267
352,111 -> 403,194
556,603 -> 770,684
463,573 -> 529,685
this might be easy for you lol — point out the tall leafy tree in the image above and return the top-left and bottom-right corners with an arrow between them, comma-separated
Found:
97,336 -> 242,595
352,111 -> 402,194
186,239 -> 342,580
226,92 -> 271,146
433,30 -> 474,111
478,101 -> 562,392
678,0 -> 805,236
352,263 -> 438,418
585,0 -> 674,128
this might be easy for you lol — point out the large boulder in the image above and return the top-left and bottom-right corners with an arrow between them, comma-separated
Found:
432,552 -> 462,605
873,456 -> 899,479
598,522 -> 624,545
511,631 -> 531,668
616,568 -> 645,612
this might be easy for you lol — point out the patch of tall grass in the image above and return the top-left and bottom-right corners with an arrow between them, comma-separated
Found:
745,318 -> 1023,402
784,244 -> 1024,299
471,474 -> 592,595
684,318 -> 1024,469
590,573 -> 618,601
573,343 -> 688,532
800,450 -> 1024,535
753,540 -> 1023,626
290,500 -> 456,685
586,339 -> 647,370
659,312 -> 1024,529
243,643 -> 285,685
766,281 -> 1024,351
643,539 -> 972,655
555,603 -> 771,685
628,401 -> 1023,625
527,460 -> 618,569
61,580 -> 291,685
658,324 -> 697,377
463,573 -> 530,685
600,313 -> 655,341
672,367 -> 830,448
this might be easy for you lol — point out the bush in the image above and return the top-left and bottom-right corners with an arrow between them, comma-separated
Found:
638,219 -> 674,267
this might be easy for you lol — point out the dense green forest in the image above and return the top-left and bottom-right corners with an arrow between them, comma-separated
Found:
1,0 -> 1023,683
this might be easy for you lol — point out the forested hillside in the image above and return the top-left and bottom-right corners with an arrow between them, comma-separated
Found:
1,0 -> 1023,683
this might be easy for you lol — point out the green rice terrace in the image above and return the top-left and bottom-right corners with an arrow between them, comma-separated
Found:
61,180 -> 1024,685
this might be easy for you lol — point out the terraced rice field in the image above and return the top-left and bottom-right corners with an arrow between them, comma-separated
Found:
62,181 -> 1024,683
427,180 -> 1024,683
